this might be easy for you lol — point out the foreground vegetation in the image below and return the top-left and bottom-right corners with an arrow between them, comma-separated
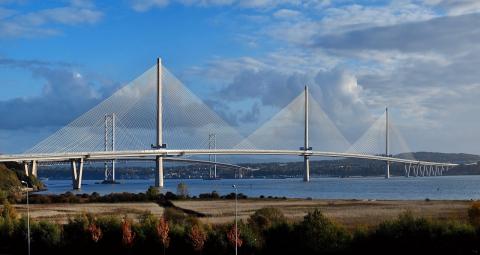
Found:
2,198 -> 480,254
0,163 -> 44,201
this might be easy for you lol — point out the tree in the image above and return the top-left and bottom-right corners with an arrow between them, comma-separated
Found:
122,217 -> 135,247
1,201 -> 17,220
188,224 -> 207,252
87,223 -> 102,243
31,221 -> 62,251
248,207 -> 286,232
146,187 -> 160,201
295,209 -> 350,254
177,183 -> 188,199
226,225 -> 243,249
157,216 -> 170,255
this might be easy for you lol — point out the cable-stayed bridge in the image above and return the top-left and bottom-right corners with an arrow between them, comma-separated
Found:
0,58 -> 457,189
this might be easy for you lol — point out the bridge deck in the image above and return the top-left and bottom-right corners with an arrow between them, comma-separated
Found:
0,149 -> 458,167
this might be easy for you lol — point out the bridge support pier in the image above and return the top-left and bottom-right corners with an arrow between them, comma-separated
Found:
405,163 -> 411,177
155,156 -> 164,188
23,161 -> 38,177
23,162 -> 28,176
386,161 -> 390,179
303,156 -> 310,182
71,158 -> 84,190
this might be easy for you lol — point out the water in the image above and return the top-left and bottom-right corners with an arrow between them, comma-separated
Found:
38,176 -> 480,200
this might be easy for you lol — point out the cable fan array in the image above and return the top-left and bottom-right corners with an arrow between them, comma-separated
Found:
26,64 -> 415,160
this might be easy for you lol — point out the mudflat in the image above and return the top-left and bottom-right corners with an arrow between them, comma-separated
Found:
12,199 -> 472,227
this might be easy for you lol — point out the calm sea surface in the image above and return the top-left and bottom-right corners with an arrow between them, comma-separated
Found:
39,176 -> 480,200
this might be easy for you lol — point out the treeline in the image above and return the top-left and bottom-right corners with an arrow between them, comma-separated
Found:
25,188 -> 255,205
2,201 -> 480,254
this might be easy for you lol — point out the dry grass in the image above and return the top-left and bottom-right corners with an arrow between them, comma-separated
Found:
10,199 -> 472,228
173,199 -> 471,227
13,203 -> 164,224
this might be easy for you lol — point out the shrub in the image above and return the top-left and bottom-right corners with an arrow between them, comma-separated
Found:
121,217 -> 135,247
294,209 -> 351,254
468,202 -> 480,227
165,191 -> 178,200
63,213 -> 94,252
157,216 -> 170,254
188,224 -> 207,252
1,201 -> 18,220
248,207 -> 286,232
199,191 -> 221,199
96,215 -> 122,247
262,221 -> 295,255
357,211 -> 477,254
226,224 -> 243,250
203,226 -> 229,255
177,183 -> 189,199
87,223 -> 102,243
146,187 -> 160,201
164,207 -> 187,225
31,221 -> 62,251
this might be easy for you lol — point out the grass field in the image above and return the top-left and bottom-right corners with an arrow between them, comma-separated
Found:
12,199 -> 472,227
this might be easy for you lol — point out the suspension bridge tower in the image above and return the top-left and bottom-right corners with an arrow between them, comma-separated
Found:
303,86 -> 311,182
155,57 -> 165,188
385,107 -> 390,179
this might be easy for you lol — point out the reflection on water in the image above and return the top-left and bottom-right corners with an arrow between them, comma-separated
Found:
38,175 -> 480,200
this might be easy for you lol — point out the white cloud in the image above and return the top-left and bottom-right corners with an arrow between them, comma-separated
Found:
0,57 -> 119,131
424,0 -> 480,16
0,1 -> 102,38
265,2 -> 437,46
130,0 -> 302,11
130,0 -> 169,12
273,8 -> 301,19
181,4 -> 480,153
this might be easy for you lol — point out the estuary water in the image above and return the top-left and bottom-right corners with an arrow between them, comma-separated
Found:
39,175 -> 480,200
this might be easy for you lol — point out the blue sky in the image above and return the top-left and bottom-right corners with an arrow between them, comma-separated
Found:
1,0 -> 480,154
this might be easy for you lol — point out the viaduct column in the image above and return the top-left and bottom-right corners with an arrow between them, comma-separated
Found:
71,158 -> 84,190
23,161 -> 38,177
155,57 -> 164,188
303,86 -> 311,182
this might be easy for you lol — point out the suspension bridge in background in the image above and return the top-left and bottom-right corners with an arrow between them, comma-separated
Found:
0,58 -> 457,189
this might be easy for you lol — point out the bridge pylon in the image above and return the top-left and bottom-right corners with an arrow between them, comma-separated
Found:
154,57 -> 165,188
303,86 -> 311,182
385,107 -> 390,179
104,113 -> 116,183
